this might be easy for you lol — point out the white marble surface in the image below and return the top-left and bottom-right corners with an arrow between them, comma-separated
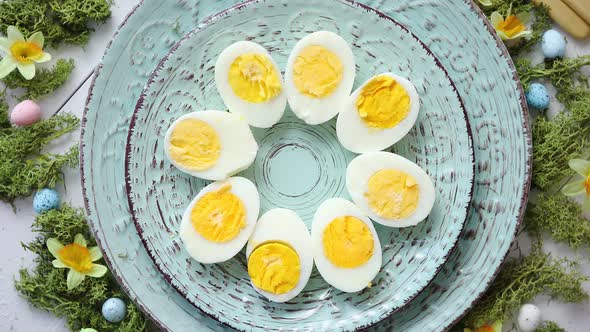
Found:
0,1 -> 589,331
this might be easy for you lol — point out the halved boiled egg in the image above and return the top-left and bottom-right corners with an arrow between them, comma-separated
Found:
346,152 -> 435,227
337,73 -> 420,153
284,31 -> 355,125
164,110 -> 258,181
179,177 -> 260,264
312,198 -> 382,293
246,208 -> 313,302
215,41 -> 287,128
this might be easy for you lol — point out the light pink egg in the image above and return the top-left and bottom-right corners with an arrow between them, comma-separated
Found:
10,100 -> 42,126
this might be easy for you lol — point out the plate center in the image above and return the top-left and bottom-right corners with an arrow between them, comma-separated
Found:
265,142 -> 320,197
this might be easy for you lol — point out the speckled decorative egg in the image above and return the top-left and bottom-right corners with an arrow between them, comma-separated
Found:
525,83 -> 550,109
542,29 -> 566,59
517,303 -> 542,332
33,188 -> 60,213
10,100 -> 41,126
102,297 -> 126,323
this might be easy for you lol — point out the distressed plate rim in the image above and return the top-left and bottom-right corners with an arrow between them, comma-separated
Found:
122,0 -> 475,330
79,0 -> 532,331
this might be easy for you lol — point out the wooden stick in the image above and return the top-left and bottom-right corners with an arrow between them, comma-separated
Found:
533,0 -> 590,39
562,0 -> 590,25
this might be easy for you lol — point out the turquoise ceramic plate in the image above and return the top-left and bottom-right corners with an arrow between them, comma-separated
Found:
124,1 -> 473,330
81,0 -> 530,331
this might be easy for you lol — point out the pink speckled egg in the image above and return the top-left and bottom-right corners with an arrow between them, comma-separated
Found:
10,100 -> 42,126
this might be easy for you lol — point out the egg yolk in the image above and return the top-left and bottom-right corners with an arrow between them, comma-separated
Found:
322,216 -> 374,268
228,53 -> 282,103
191,184 -> 246,242
356,75 -> 410,129
366,169 -> 419,219
169,118 -> 221,171
293,45 -> 343,98
247,242 -> 300,294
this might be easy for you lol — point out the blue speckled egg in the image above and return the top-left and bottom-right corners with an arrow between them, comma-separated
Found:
33,188 -> 60,213
542,29 -> 566,59
102,298 -> 126,323
525,83 -> 550,109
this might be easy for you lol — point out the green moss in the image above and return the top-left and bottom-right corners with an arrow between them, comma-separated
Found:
526,193 -> 590,249
0,0 -> 111,47
2,59 -> 75,101
517,56 -> 590,190
0,113 -> 79,203
15,204 -> 149,331
462,247 -> 588,327
0,91 -> 10,129
535,321 -> 565,332
50,0 -> 112,29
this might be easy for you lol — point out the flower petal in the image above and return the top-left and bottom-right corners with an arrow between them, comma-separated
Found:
16,63 -> 35,80
569,159 -> 590,177
34,52 -> 51,63
86,264 -> 108,278
491,320 -> 503,332
47,238 -> 64,258
490,12 -> 504,28
89,246 -> 103,262
0,57 -> 17,79
74,234 -> 87,247
7,26 -> 24,43
52,259 -> 67,268
510,30 -> 532,39
562,180 -> 586,196
0,37 -> 10,52
496,30 -> 509,40
67,270 -> 85,290
27,31 -> 44,48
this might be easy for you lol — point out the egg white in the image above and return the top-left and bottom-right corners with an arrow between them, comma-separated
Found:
179,177 -> 260,264
246,208 -> 314,302
312,198 -> 382,293
337,73 -> 420,153
284,31 -> 355,125
215,41 -> 287,128
164,110 -> 258,181
346,152 -> 435,227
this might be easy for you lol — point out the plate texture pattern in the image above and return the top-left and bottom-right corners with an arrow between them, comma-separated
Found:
81,0 -> 530,331
125,1 -> 473,330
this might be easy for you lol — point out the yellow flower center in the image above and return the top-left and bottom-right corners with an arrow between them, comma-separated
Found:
496,15 -> 526,38
58,243 -> 93,273
10,41 -> 43,64
585,176 -> 590,195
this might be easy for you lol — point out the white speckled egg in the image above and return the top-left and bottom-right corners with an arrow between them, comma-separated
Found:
102,297 -> 127,323
517,303 -> 542,332
542,29 -> 566,59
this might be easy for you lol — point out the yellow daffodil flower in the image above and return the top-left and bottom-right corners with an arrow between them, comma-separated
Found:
464,321 -> 502,332
0,26 -> 51,80
47,234 -> 107,290
490,9 -> 532,40
562,159 -> 590,211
